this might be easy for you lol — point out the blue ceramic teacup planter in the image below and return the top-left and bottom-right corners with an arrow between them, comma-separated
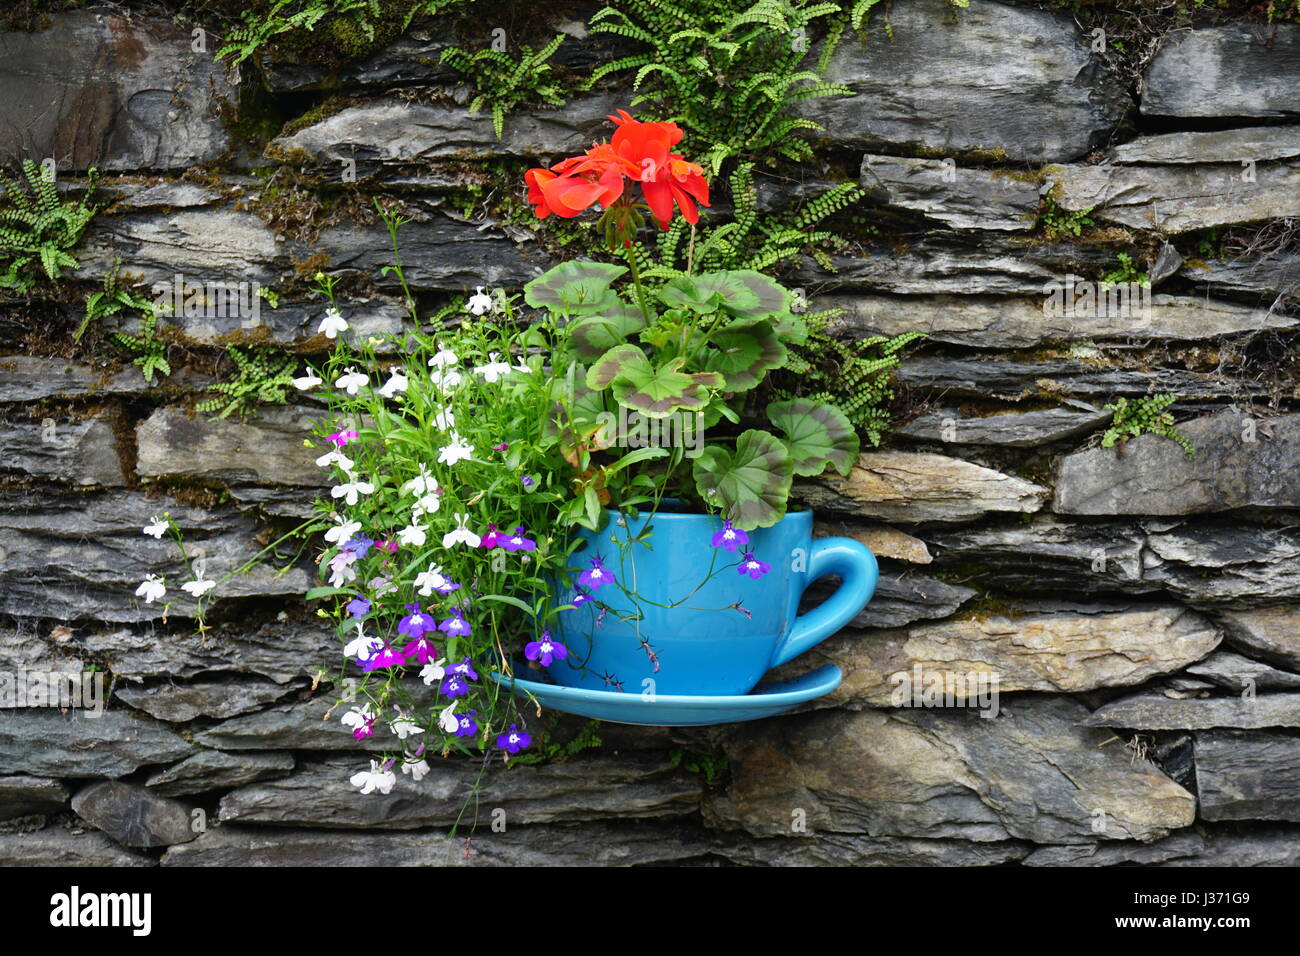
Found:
547,506 -> 878,698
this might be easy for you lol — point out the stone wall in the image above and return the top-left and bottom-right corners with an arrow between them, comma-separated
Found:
1,1 -> 1298,866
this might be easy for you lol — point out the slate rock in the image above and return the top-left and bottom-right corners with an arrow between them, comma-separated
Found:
897,406 -> 1111,448
710,696 -> 1194,843
797,450 -> 1048,523
0,828 -> 155,866
0,11 -> 233,170
146,751 -> 296,798
776,605 -> 1219,708
859,155 -> 1038,231
0,355 -> 212,403
803,0 -> 1128,162
1216,607 -> 1300,670
1022,831 -> 1206,867
1044,160 -> 1300,235
1142,23 -> 1300,118
164,820 -> 717,866
135,405 -> 324,487
1111,126 -> 1300,165
0,776 -> 70,819
821,292 -> 1291,348
715,834 -> 1029,867
0,416 -> 125,486
218,754 -> 701,828
71,781 -> 196,848
0,710 -> 194,777
1186,649 -> 1300,692
1082,691 -> 1300,730
1054,411 -> 1300,515
812,520 -> 933,565
116,678 -> 299,722
1195,730 -> 1300,822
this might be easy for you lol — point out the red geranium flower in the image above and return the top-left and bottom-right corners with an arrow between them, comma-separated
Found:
523,109 -> 710,232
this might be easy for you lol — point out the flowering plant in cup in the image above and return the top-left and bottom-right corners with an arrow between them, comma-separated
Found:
132,108 -> 861,811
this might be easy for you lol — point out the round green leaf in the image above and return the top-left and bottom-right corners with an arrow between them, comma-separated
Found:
692,428 -> 793,530
524,262 -> 628,312
767,397 -> 860,477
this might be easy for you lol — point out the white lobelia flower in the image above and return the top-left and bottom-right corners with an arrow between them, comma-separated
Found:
466,286 -> 494,316
324,518 -> 362,547
180,579 -> 216,598
512,356 -> 534,375
412,493 -> 441,519
350,760 -> 396,795
315,449 -> 354,472
340,704 -> 375,733
377,367 -> 408,399
391,715 -> 426,740
432,406 -> 455,431
142,515 -> 169,539
438,701 -> 459,734
428,344 -> 459,369
420,658 -> 448,686
135,574 -> 166,603
442,513 -> 481,549
328,550 -> 359,588
293,368 -> 323,390
402,463 -> 436,498
343,625 -> 384,662
334,367 -> 369,395
402,757 -> 431,782
473,352 -> 513,383
437,432 -> 473,467
332,477 -> 375,507
414,565 -> 453,597
318,307 -> 349,340
396,522 -> 427,547
429,365 -> 462,393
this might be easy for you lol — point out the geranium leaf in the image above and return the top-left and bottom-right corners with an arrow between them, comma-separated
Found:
610,361 -> 721,419
692,428 -> 793,530
524,261 -> 628,312
705,320 -> 787,391
586,343 -> 649,390
709,270 -> 791,318
569,302 -> 647,360
767,397 -> 860,477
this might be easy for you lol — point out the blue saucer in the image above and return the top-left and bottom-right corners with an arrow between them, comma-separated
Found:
489,664 -> 842,726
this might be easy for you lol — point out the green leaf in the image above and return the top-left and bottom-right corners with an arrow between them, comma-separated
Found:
705,320 -> 787,391
524,261 -> 628,312
692,429 -> 793,530
478,593 -> 536,615
590,346 -> 723,419
568,301 -> 647,360
586,343 -> 648,390
767,398 -> 860,477
305,586 -> 352,601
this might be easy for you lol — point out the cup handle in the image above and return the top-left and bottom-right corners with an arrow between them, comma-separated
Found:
770,537 -> 878,669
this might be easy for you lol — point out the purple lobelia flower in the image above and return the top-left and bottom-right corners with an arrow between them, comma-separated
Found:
361,643 -> 408,672
570,589 -> 592,607
446,658 -> 479,681
454,711 -> 478,738
439,608 -> 472,639
342,534 -> 375,558
401,635 -> 440,664
397,602 -> 435,640
500,526 -> 536,553
711,520 -> 749,553
496,723 -> 532,754
738,552 -> 771,580
524,630 -> 567,667
520,475 -> 535,489
440,673 -> 470,698
578,556 -> 615,591
346,595 -> 371,619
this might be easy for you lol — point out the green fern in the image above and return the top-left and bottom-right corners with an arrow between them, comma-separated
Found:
77,264 -> 156,341
440,35 -> 568,139
110,309 -> 172,385
0,160 -> 97,293
198,346 -> 299,420
777,324 -> 924,445
641,162 -> 864,279
1101,394 -> 1194,458
587,0 -> 852,176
